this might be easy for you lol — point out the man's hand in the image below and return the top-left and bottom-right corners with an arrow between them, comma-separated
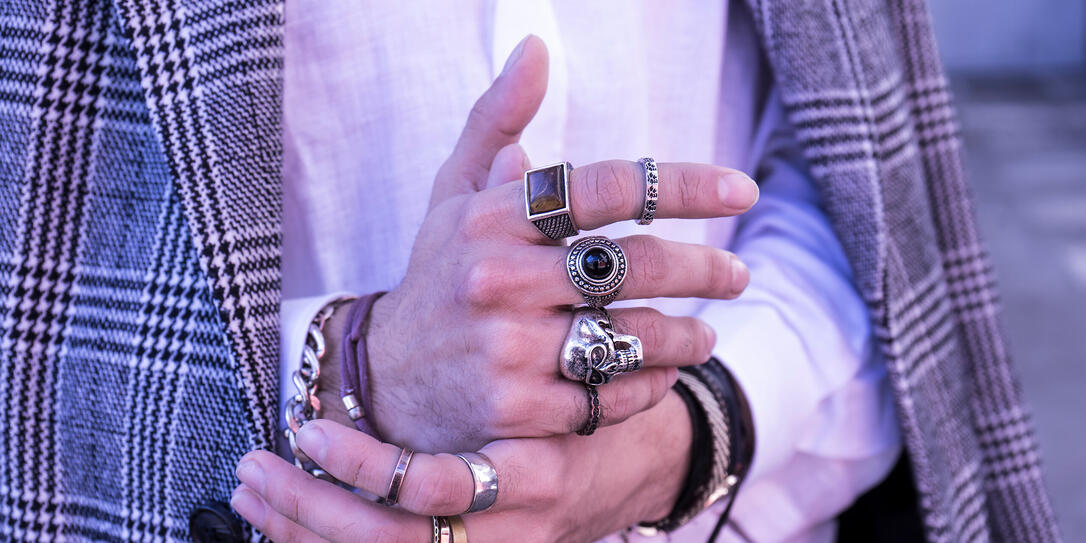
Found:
346,35 -> 758,452
235,390 -> 694,542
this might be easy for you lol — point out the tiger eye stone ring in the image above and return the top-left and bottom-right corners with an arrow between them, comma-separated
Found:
567,236 -> 627,308
524,161 -> 579,240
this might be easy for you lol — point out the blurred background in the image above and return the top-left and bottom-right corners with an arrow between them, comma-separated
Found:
930,1 -> 1085,539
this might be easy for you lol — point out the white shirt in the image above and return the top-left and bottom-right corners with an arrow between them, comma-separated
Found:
282,1 -> 902,541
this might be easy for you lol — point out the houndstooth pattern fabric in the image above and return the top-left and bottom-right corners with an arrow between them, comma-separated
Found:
743,1 -> 1060,541
0,0 -> 280,540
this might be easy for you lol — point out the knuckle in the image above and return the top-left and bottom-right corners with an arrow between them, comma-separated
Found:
650,369 -> 671,404
676,166 -> 705,210
278,484 -> 304,523
636,311 -> 663,355
348,450 -> 379,490
467,99 -> 495,132
458,197 -> 504,239
704,249 -> 734,296
581,162 -> 635,219
626,236 -> 669,286
606,382 -> 636,424
678,319 -> 701,360
407,462 -> 463,513
456,258 -> 508,308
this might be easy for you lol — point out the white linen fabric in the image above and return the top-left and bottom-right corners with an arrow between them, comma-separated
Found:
282,1 -> 901,541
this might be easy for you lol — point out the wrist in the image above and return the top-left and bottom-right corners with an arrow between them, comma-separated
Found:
313,303 -> 354,427
361,290 -> 399,440
642,390 -> 694,522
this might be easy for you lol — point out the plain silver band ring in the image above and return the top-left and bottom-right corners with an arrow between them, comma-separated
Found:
637,157 -> 659,225
379,448 -> 414,506
456,452 -> 499,514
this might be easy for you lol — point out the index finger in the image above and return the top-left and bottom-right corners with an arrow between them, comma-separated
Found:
467,160 -> 759,241
294,420 -> 550,517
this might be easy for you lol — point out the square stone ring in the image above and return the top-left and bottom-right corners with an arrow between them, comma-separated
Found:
524,161 -> 579,240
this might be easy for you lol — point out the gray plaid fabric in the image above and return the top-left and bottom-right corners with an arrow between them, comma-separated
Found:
0,0 -> 280,540
744,0 -> 1060,541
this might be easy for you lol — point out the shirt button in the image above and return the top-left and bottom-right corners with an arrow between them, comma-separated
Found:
189,502 -> 243,543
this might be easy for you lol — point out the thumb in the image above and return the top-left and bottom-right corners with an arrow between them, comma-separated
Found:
428,35 -> 548,210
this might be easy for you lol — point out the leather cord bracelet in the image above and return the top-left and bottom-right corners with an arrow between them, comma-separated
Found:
638,357 -> 755,537
642,379 -> 714,532
340,291 -> 387,439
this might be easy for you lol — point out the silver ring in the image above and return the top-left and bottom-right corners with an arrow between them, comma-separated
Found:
637,157 -> 658,225
567,236 -> 627,308
525,161 -> 579,240
455,452 -> 499,514
561,307 -> 644,386
432,516 -> 452,543
378,448 -> 414,506
576,383 -> 601,436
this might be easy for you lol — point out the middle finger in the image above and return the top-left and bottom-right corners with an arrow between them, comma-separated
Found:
467,235 -> 748,308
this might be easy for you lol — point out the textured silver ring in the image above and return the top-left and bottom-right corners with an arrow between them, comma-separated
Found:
561,306 -> 645,386
576,383 -> 601,436
525,161 -> 579,240
456,452 -> 499,514
567,236 -> 627,308
637,157 -> 659,225
378,448 -> 414,506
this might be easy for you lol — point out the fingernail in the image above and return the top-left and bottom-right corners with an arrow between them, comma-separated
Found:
501,35 -> 531,75
231,487 -> 266,527
719,173 -> 759,209
296,423 -> 328,462
730,255 -> 749,296
236,459 -> 266,493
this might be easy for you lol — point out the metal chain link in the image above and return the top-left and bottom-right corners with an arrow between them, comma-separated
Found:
283,298 -> 354,480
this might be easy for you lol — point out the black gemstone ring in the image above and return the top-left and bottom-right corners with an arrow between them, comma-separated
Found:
567,236 -> 627,308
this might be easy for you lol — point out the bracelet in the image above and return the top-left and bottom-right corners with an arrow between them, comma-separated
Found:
340,292 -> 387,438
640,379 -> 714,532
692,358 -> 755,541
638,358 -> 755,535
283,296 -> 356,480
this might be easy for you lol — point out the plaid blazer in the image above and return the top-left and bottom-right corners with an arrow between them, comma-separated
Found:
744,0 -> 1060,542
0,0 -> 279,540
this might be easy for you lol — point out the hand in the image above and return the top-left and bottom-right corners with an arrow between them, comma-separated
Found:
353,36 -> 759,452
234,391 -> 694,542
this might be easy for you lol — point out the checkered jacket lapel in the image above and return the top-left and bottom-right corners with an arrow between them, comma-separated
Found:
744,0 -> 1060,541
111,0 -> 281,451
0,0 -> 279,540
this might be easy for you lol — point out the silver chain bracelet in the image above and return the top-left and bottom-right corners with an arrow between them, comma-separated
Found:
283,297 -> 355,481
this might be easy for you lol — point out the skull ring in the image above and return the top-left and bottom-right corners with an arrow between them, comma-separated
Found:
561,307 -> 644,386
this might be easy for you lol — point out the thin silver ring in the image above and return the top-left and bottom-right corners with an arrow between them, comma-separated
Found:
567,236 -> 627,308
637,157 -> 659,225
455,452 -> 499,514
576,383 -> 601,436
433,516 -> 452,543
379,448 -> 414,506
